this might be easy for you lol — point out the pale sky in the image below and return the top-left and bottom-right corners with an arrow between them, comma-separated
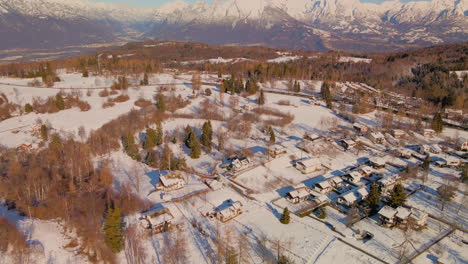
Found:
91,0 -> 430,8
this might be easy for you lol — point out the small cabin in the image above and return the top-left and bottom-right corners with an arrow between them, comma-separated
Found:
206,179 -> 223,191
329,176 -> 344,188
356,187 -> 369,200
378,206 -> 397,226
139,206 -> 174,233
338,192 -> 357,207
358,166 -> 375,177
286,187 -> 310,204
391,129 -> 405,139
267,144 -> 288,158
378,175 -> 401,195
339,139 -> 356,150
343,171 -> 364,184
353,123 -> 368,134
395,207 -> 411,225
369,157 -> 386,169
314,180 -> 333,194
369,132 -> 385,144
409,208 -> 428,228
230,157 -> 253,171
304,133 -> 321,142
296,157 -> 322,174
423,129 -> 436,138
215,201 -> 243,222
156,172 -> 186,192
397,148 -> 412,159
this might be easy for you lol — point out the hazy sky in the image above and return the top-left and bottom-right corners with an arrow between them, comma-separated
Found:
92,0 -> 430,8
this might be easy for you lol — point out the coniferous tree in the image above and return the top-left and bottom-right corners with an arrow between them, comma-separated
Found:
321,82 -> 333,109
315,207 -> 327,219
278,255 -> 295,264
144,128 -> 157,149
388,183 -> 406,207
190,136 -> 202,159
367,183 -> 381,214
201,121 -> 213,151
145,150 -> 159,168
40,124 -> 48,140
141,73 -> 149,85
155,122 -> 163,146
184,126 -> 195,149
103,204 -> 124,253
422,154 -> 430,171
280,207 -> 290,224
431,112 -> 443,133
269,126 -> 276,145
156,94 -> 166,112
82,70 -> 89,78
24,103 -> 33,113
123,133 -> 141,161
55,93 -> 65,110
258,90 -> 266,105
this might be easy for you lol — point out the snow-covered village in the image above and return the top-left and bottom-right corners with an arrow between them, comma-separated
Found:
1,0 -> 468,260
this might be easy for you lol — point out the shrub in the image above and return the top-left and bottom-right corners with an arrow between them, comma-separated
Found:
99,89 -> 110,97
77,101 -> 91,111
102,101 -> 115,108
134,98 -> 152,107
205,88 -> 212,96
315,207 -> 327,219
24,103 -> 33,113
111,94 -> 130,103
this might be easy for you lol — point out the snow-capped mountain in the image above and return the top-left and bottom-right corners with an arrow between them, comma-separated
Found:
0,0 -> 466,52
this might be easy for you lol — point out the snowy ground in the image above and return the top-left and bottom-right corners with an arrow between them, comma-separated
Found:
1,71 -> 467,264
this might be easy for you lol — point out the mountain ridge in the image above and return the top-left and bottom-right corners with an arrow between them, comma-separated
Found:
0,0 -> 466,52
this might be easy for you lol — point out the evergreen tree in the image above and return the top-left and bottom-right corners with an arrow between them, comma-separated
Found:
437,184 -> 456,211
201,121 -> 213,151
123,133 -> 141,161
224,246 -> 238,264
280,207 -> 290,224
156,94 -> 166,112
278,255 -> 295,264
293,81 -> 301,92
269,126 -> 276,145
315,207 -> 327,219
246,79 -> 259,94
103,204 -> 124,253
321,82 -> 333,109
144,128 -> 157,149
367,183 -> 381,214
171,157 -> 187,171
184,126 -> 195,149
141,73 -> 149,85
388,183 -> 406,207
82,70 -> 89,78
155,122 -> 163,146
462,164 -> 468,184
40,124 -> 48,140
24,103 -> 33,113
55,93 -> 65,110
422,154 -> 430,171
190,136 -> 202,159
145,150 -> 159,168
258,90 -> 266,105
431,112 -> 443,133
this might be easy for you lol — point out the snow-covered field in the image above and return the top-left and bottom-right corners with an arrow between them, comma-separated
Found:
1,71 -> 467,264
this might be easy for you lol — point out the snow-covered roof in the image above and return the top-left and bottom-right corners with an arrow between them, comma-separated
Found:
424,129 -> 435,133
343,139 -> 356,146
369,157 -> 386,166
392,129 -> 405,135
378,206 -> 397,219
269,144 -> 286,151
340,192 -> 357,203
348,171 -> 363,179
316,181 -> 331,189
360,166 -> 374,175
330,176 -> 343,185
353,123 -> 367,129
298,157 -> 321,168
288,187 -> 310,199
160,173 -> 184,187
396,207 -> 411,220
370,132 -> 385,139
356,187 -> 368,198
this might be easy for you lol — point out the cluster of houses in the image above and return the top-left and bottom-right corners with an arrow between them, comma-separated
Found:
378,206 -> 428,228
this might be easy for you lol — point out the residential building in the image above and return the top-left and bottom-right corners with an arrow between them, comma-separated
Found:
369,132 -> 385,144
286,187 -> 311,204
268,144 -> 288,158
215,201 -> 243,222
391,129 -> 405,139
156,172 -> 186,192
296,157 -> 322,174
